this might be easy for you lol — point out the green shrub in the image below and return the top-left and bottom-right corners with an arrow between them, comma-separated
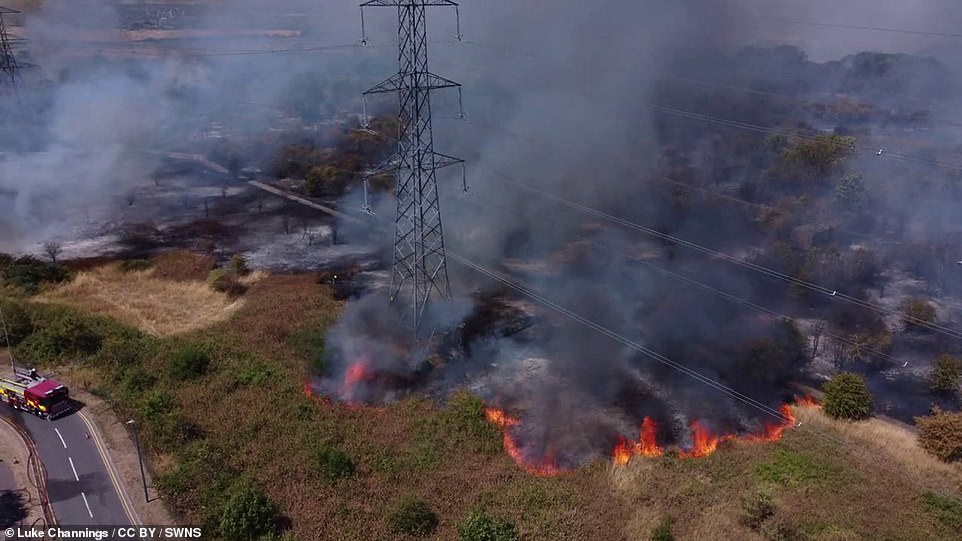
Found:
902,298 -> 937,331
15,312 -> 103,362
311,445 -> 355,484
823,372 -> 873,420
230,255 -> 250,276
650,516 -> 674,541
167,344 -> 210,380
119,259 -> 152,272
219,484 -> 277,541
922,492 -> 962,532
1,255 -> 69,294
457,509 -> 518,541
207,268 -> 247,296
142,390 -> 175,422
931,354 -> 961,395
915,409 -> 962,462
0,300 -> 33,346
388,497 -> 438,537
122,367 -> 156,394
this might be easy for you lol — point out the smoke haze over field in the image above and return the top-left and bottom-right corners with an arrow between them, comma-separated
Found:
2,1 -> 961,465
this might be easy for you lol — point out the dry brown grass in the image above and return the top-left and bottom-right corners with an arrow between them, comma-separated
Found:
37,264 -> 245,337
794,406 -> 962,492
150,251 -> 216,282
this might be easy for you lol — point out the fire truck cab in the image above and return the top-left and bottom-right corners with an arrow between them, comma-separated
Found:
0,369 -> 72,420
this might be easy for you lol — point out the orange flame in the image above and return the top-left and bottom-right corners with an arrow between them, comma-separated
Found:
679,421 -> 735,458
795,394 -> 820,408
744,404 -> 795,442
638,417 -> 664,457
612,416 -> 665,465
485,407 -> 563,477
613,436 -> 633,465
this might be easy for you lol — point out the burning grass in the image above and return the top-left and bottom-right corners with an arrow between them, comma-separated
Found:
37,263 -> 247,337
23,264 -> 962,541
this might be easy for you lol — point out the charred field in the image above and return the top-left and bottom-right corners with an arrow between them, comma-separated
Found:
3,1 -> 962,540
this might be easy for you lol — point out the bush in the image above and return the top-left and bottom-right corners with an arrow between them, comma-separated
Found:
119,259 -> 152,272
122,367 -> 156,394
167,344 -> 210,380
823,372 -> 873,420
1,255 -> 69,294
207,268 -> 247,296
142,390 -> 175,422
15,313 -> 103,362
457,509 -> 518,541
650,516 -> 674,541
931,354 -> 961,395
219,484 -> 277,541
0,300 -> 33,346
915,409 -> 962,462
388,497 -> 438,537
230,255 -> 250,276
902,298 -> 937,331
311,445 -> 355,484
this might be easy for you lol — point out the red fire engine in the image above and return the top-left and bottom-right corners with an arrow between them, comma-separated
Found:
0,368 -> 72,419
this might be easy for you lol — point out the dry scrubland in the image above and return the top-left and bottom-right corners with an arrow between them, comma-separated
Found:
37,261 -> 252,337
11,251 -> 962,540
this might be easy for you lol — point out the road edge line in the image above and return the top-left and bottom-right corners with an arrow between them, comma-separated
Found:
77,410 -> 142,525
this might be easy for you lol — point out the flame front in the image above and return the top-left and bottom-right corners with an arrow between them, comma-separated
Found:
340,361 -> 377,401
680,421 -> 735,458
638,417 -> 664,457
612,416 -> 665,465
485,407 -> 562,477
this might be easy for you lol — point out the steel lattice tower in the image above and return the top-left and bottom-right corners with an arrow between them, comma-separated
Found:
360,0 -> 466,333
0,6 -> 22,93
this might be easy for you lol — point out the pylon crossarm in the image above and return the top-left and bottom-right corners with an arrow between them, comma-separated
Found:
430,151 -> 464,170
361,1 -> 458,7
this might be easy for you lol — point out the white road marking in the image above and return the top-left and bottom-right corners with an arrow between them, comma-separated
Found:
54,428 -> 67,449
68,456 -> 80,482
81,491 -> 94,518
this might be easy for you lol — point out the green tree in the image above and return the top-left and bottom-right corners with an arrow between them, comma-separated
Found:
304,164 -> 351,197
388,497 -> 438,537
457,509 -> 518,541
219,484 -> 277,541
835,173 -> 867,209
916,408 -> 962,462
823,372 -> 873,420
931,354 -> 961,395
902,298 -> 937,332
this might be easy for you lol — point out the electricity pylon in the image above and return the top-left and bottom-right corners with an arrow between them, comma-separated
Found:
0,6 -> 23,94
359,0 -> 467,334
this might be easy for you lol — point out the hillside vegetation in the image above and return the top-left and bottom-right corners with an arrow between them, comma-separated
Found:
2,252 -> 960,540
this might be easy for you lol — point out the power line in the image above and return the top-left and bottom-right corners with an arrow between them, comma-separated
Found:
434,47 -> 962,172
460,185 -> 910,369
759,16 -> 962,39
464,162 -> 962,341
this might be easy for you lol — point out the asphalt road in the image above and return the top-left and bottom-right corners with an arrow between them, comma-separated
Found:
0,408 -> 131,526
